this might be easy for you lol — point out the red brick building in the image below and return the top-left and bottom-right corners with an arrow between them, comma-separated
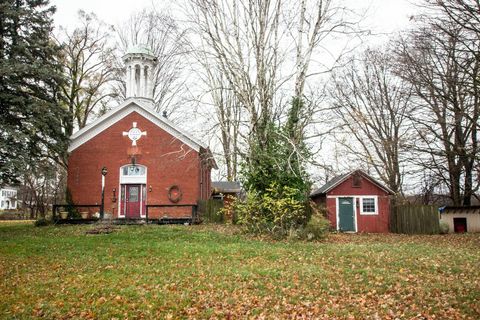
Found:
310,170 -> 393,233
67,47 -> 216,220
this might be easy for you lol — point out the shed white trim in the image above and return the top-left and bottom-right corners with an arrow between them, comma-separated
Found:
359,196 -> 379,215
336,197 -> 358,232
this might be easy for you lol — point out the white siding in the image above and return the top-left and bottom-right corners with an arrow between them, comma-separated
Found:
0,188 -> 17,210
440,213 -> 480,233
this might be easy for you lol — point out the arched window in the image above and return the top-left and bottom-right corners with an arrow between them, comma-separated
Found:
120,165 -> 147,184
122,165 -> 146,176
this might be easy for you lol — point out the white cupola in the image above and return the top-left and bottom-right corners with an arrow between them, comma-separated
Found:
123,45 -> 157,101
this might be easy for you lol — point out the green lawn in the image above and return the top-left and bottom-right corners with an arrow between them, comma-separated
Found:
0,223 -> 479,319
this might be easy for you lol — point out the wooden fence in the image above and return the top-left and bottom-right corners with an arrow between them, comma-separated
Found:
390,205 -> 440,234
197,199 -> 224,223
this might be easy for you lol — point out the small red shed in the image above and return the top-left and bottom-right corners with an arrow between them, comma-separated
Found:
310,170 -> 393,233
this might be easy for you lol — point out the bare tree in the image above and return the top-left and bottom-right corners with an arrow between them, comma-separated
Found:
425,0 -> 480,36
20,161 -> 65,219
203,70 -> 242,181
330,48 -> 413,195
114,9 -> 188,114
187,0 -> 361,187
57,11 -> 116,137
426,0 -> 480,204
293,0 -> 360,97
187,0 -> 284,148
395,10 -> 479,205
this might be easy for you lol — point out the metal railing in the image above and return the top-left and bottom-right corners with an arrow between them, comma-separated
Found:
52,204 -> 198,224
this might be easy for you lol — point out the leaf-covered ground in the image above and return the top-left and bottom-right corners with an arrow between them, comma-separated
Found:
0,222 -> 478,319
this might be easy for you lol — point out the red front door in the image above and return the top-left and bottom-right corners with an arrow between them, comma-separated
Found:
120,184 -> 146,218
126,184 -> 141,218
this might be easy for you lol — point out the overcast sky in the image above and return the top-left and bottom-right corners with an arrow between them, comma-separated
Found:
50,0 -> 419,35
48,0 -> 422,181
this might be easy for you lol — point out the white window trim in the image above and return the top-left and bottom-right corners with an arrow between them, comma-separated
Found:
119,165 -> 147,184
359,196 -> 378,215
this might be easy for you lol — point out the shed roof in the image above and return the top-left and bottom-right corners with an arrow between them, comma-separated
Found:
212,181 -> 242,193
310,173 -> 350,197
310,170 -> 394,197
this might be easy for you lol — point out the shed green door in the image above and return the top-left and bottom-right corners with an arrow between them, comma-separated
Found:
338,197 -> 355,232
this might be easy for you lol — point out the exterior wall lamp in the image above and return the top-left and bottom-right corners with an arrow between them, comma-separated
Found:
100,166 -> 108,219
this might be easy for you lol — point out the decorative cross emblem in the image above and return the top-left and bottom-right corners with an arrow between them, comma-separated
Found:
122,122 -> 146,146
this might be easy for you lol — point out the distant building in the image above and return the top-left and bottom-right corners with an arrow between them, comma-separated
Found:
211,181 -> 242,222
0,187 -> 18,210
440,206 -> 480,233
211,181 -> 242,200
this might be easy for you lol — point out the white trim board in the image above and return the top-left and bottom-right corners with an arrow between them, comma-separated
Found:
359,196 -> 379,215
328,195 -> 379,214
118,164 -> 148,218
68,98 -> 206,153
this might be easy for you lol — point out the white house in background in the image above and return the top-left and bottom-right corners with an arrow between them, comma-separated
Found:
0,187 -> 18,210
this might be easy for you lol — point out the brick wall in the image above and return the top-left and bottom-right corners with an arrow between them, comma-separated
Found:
67,111 -> 210,218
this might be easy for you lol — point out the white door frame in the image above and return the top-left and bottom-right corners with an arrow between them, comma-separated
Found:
118,165 -> 147,218
335,196 -> 358,232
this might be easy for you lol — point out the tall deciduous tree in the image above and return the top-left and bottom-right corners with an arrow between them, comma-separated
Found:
188,0 -> 282,149
57,11 -> 116,137
330,49 -> 413,195
395,4 -> 479,205
0,0 -> 66,185
201,69 -> 242,181
187,0 -> 359,195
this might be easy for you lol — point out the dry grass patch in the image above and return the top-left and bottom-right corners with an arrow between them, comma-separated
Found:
0,223 -> 478,319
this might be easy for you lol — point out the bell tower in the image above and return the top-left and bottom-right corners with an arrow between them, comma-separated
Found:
123,45 -> 157,102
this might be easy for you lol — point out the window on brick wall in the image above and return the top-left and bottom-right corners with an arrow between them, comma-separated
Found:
122,165 -> 146,176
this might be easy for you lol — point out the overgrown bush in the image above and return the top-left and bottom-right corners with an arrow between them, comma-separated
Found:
300,213 -> 331,241
234,183 -> 329,240
235,98 -> 320,239
439,221 -> 449,234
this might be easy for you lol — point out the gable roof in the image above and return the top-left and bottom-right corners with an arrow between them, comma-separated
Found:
310,170 -> 394,197
310,173 -> 350,197
68,98 -> 207,153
